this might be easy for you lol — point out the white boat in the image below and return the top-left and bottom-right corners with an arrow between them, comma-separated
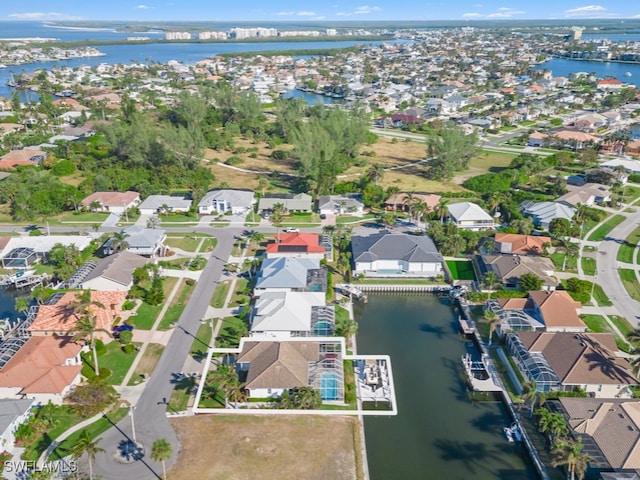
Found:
511,423 -> 523,442
625,72 -> 633,77
503,426 -> 514,443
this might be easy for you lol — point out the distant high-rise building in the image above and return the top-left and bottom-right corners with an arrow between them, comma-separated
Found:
571,27 -> 583,41
165,32 -> 191,40
326,28 -> 337,36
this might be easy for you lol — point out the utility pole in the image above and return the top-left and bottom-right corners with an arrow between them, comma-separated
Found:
129,404 -> 137,444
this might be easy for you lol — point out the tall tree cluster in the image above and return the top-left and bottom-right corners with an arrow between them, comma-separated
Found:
426,124 -> 478,180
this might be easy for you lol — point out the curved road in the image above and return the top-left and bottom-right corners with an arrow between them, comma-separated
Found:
596,208 -> 640,327
93,227 -> 239,479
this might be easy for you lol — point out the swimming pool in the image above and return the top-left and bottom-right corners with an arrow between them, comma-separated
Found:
320,372 -> 339,401
313,320 -> 333,336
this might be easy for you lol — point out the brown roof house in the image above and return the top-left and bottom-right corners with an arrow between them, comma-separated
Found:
0,336 -> 85,404
28,291 -> 127,340
384,192 -> 441,213
473,254 -> 558,291
79,251 -> 149,292
507,332 -> 637,397
494,233 -> 551,256
80,191 -> 141,214
528,290 -> 586,332
556,397 -> 640,475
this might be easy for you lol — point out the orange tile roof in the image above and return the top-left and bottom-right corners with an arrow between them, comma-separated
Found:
28,291 -> 127,335
80,191 -> 140,208
528,290 -> 586,329
494,233 -> 551,255
266,233 -> 326,254
0,336 -> 82,394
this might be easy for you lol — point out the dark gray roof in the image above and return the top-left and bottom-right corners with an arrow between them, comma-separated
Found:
83,251 -> 149,287
351,233 -> 442,263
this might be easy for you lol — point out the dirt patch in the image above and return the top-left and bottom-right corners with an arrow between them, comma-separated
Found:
203,138 -> 297,174
169,414 -> 362,480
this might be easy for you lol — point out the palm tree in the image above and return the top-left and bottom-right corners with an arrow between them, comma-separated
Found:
412,199 -> 429,228
434,199 -> 449,224
366,164 -> 385,185
71,429 -> 105,480
70,290 -> 105,318
151,438 -> 173,480
483,271 -> 499,300
257,177 -> 271,196
270,202 -> 287,239
71,315 -> 111,376
110,230 -> 129,253
404,192 -> 416,221
481,309 -> 501,346
550,437 -> 593,480
520,379 -> 538,413
246,230 -> 264,249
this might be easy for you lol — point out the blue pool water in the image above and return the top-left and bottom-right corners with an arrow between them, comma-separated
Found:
320,372 -> 339,401
313,321 -> 333,336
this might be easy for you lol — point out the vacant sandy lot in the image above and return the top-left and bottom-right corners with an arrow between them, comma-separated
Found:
169,414 -> 362,480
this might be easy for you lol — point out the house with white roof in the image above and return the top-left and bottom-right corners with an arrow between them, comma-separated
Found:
317,194 -> 364,216
520,201 -> 576,230
601,158 -> 640,175
250,291 -> 333,338
198,189 -> 255,215
138,195 -> 192,215
255,257 -> 326,293
446,202 -> 494,231
104,225 -> 166,257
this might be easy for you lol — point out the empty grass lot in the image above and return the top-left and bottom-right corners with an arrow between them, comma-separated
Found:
128,343 -> 165,386
618,227 -> 640,264
620,269 -> 640,302
588,215 -> 625,242
446,260 -> 476,281
581,257 -> 596,276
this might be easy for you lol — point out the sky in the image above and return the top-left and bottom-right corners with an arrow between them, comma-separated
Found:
1,1 -> 640,22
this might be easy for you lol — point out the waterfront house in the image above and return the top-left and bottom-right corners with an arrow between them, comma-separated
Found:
28,291 -> 127,339
265,233 -> 331,260
257,193 -> 313,213
519,200 -> 576,230
493,233 -> 551,256
318,194 -> 364,216
596,78 -> 624,91
235,338 -> 344,402
473,254 -> 558,291
80,251 -> 149,292
507,331 -> 637,397
351,232 -> 443,278
255,257 -> 326,293
198,189 -> 255,215
250,291 -> 332,338
80,191 -> 141,214
0,336 -> 85,404
138,194 -> 192,215
446,202 -> 494,231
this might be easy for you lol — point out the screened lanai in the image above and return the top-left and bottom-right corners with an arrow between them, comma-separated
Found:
507,333 -> 560,392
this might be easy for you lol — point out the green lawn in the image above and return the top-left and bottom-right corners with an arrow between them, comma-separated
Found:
336,213 -> 377,224
581,257 -> 596,276
580,219 -> 599,239
592,284 -> 613,307
620,269 -> 640,302
588,215 -> 626,242
127,343 -> 165,386
165,235 -> 201,252
57,211 -> 109,223
610,315 -> 635,339
623,186 -> 640,203
215,316 -> 248,348
230,278 -> 250,306
580,314 -> 609,333
50,408 -> 128,461
21,406 -> 83,461
168,376 -> 199,413
159,214 -> 199,224
131,302 -> 162,330
549,252 -> 578,272
94,341 -> 142,385
210,281 -> 232,308
158,279 -> 195,330
618,227 -> 640,264
245,212 -> 261,226
190,321 -> 214,360
199,237 -> 217,252
446,260 -> 476,281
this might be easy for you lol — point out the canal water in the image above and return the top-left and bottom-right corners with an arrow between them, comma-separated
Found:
355,294 -> 539,480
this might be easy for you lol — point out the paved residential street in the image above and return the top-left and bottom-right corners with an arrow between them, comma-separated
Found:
93,227 -> 239,479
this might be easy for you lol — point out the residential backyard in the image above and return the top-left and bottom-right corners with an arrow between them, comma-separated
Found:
130,277 -> 179,330
90,341 -> 142,385
445,259 -> 476,281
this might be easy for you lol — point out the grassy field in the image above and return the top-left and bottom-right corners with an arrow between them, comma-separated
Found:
618,227 -> 640,264
21,406 -> 83,461
588,215 -> 625,242
452,150 -> 517,183
620,269 -> 640,302
159,214 -> 199,224
56,211 -> 109,223
190,321 -> 214,359
446,260 -> 476,280
581,257 -> 596,276
623,185 -> 640,203
97,341 -> 142,385
550,252 -> 578,272
336,213 -> 377,224
165,234 -> 214,252
580,314 -> 609,333
128,343 -> 165,386
592,284 -> 613,307
168,415 -> 361,480
230,278 -> 250,306
611,315 -> 635,338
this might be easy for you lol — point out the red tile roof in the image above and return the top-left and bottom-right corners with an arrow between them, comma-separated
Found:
266,233 -> 326,254
28,291 -> 126,335
494,233 -> 551,255
0,336 -> 82,394
80,191 -> 140,208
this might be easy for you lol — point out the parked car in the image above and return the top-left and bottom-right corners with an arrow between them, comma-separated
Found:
284,227 -> 300,233
320,214 -> 327,220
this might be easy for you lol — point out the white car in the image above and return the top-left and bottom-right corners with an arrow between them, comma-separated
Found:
283,227 -> 300,233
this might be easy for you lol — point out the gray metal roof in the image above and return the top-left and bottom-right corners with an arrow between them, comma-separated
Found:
256,257 -> 320,290
351,233 -> 442,263
83,251 -> 149,287
317,193 -> 363,210
0,398 -> 35,433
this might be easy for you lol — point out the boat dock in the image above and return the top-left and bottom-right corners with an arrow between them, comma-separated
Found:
335,284 -> 368,302
0,270 -> 48,289
461,353 -> 502,392
351,284 -> 450,293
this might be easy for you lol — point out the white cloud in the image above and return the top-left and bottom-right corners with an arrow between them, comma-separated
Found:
563,5 -> 619,18
462,12 -> 483,18
277,11 -> 294,16
136,4 -> 151,9
297,11 -> 317,16
354,5 -> 382,14
9,12 -> 85,20
486,8 -> 525,18
276,10 -> 317,16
